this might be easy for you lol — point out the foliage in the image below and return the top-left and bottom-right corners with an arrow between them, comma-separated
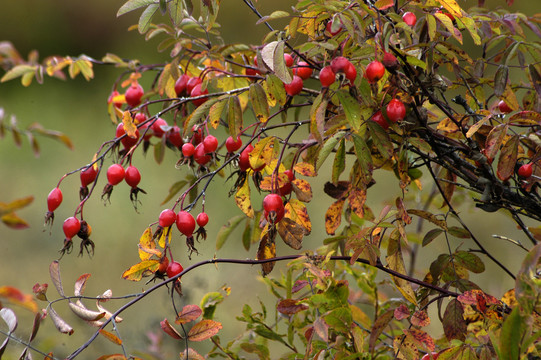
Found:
1,0 -> 541,359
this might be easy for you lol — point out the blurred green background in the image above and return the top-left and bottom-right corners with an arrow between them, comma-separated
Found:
1,0 -> 540,358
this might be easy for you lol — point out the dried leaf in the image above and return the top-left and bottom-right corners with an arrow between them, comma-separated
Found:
235,177 -> 254,218
284,199 -> 311,234
74,274 -> 91,297
368,309 -> 394,354
494,65 -> 509,98
386,249 -> 417,305
99,329 -> 122,345
277,217 -> 305,250
404,328 -> 435,351
161,318 -> 183,340
497,135 -> 519,181
187,319 -> 223,341
0,286 -> 38,313
325,199 -> 345,235
68,302 -> 105,321
48,307 -> 74,335
442,299 -> 467,341
394,304 -> 410,320
49,261 -> 64,298
411,310 -> 430,327
292,178 -> 312,202
277,299 -> 308,315
256,225 -> 276,276
176,304 -> 203,324
293,162 -> 316,177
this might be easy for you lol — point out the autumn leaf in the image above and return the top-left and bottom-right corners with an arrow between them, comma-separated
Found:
442,299 -> 467,341
256,224 -> 277,275
121,111 -> 137,139
235,177 -> 254,218
138,227 -> 155,261
161,318 -> 183,340
284,199 -> 311,234
374,0 -> 393,10
348,187 -> 366,219
249,137 -> 278,172
368,309 -> 394,354
394,304 -> 411,320
497,135 -> 519,181
176,304 -> 203,324
436,0 -> 463,18
411,310 -> 430,327
404,328 -> 435,351
277,299 -> 308,315
0,286 -> 38,313
293,162 -> 317,177
325,199 -> 345,235
292,178 -> 312,202
187,319 -> 223,341
386,249 -> 417,305
122,260 -> 160,281
277,217 -> 305,250
99,329 -> 122,345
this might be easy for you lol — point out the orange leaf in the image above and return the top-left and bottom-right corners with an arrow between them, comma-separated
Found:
122,111 -> 137,139
121,260 -> 159,281
1,212 -> 29,229
293,162 -> 317,176
259,173 -> 289,191
348,187 -> 366,219
292,178 -> 312,202
0,286 -> 38,312
404,328 -> 435,351
161,318 -> 183,340
176,304 -> 202,324
277,218 -> 305,250
325,199 -> 345,235
411,310 -> 430,327
99,329 -> 122,345
497,135 -> 519,181
96,354 -> 128,360
284,199 -> 311,234
179,348 -> 205,360
484,124 -> 508,162
187,319 -> 223,341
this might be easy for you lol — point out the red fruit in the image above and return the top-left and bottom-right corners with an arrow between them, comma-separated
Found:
194,143 -> 212,165
238,144 -> 253,171
80,165 -> 98,187
436,10 -> 454,21
498,100 -> 512,113
191,125 -> 203,145
174,74 -> 190,96
125,166 -> 141,188
47,187 -> 63,212
107,164 -> 125,186
386,99 -> 407,122
168,125 -> 184,148
263,194 -> 284,223
108,90 -> 122,108
325,19 -> 343,36
166,261 -> 184,278
134,112 -> 147,124
190,83 -> 209,106
365,60 -> 385,83
402,12 -> 417,27
159,209 -> 176,227
125,83 -> 144,107
518,163 -> 533,178
319,66 -> 336,87
330,56 -> 351,74
421,353 -> 439,360
63,217 -> 81,239
344,62 -> 357,83
284,53 -> 294,67
382,52 -> 399,72
264,206 -> 285,223
278,170 -> 295,196
203,135 -> 219,153
186,77 -> 202,94
284,75 -> 304,96
151,118 -> 168,138
293,61 -> 313,80
371,110 -> 389,130
196,212 -> 209,227
182,143 -> 195,157
176,211 -> 196,237
116,123 -> 139,149
225,136 -> 243,152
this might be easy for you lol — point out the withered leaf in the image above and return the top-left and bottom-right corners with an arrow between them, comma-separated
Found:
277,299 -> 308,315
277,217 -> 305,250
442,299 -> 467,341
292,178 -> 312,202
325,198 -> 345,235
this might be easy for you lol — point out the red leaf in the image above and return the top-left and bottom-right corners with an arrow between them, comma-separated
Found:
394,304 -> 410,320
160,318 -> 183,340
442,299 -> 467,341
187,319 -> 222,341
411,310 -> 430,327
277,299 -> 308,315
176,304 -> 202,324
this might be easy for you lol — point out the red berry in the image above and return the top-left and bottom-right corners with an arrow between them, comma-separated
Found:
518,163 -> 533,178
382,52 -> 399,72
402,12 -> 417,27
203,135 -> 219,153
80,165 -> 98,187
284,75 -> 304,96
225,136 -> 243,152
284,53 -> 294,67
176,211 -> 196,237
116,123 -> 139,149
498,100 -> 512,113
63,217 -> 81,239
186,77 -> 202,94
278,170 -> 295,196
194,143 -> 212,165
365,60 -> 385,83
182,143 -> 196,157
174,74 -> 190,96
47,187 -> 63,212
167,125 -> 184,148
319,66 -> 336,87
151,118 -> 169,138
166,261 -> 184,278
238,144 -> 253,171
190,83 -> 209,106
263,194 -> 285,223
386,99 -> 406,123
325,19 -> 343,36
196,212 -> 209,227
191,125 -> 203,145
344,62 -> 357,83
330,56 -> 351,74
125,83 -> 144,107
293,61 -> 313,80
108,90 -> 122,108
159,209 -> 177,227
125,165 -> 141,188
134,112 -> 147,124
371,110 -> 389,130
107,164 -> 125,186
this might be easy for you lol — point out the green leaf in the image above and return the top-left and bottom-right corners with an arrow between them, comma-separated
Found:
351,134 -> 373,177
1,65 -> 36,84
167,0 -> 184,26
265,74 -> 287,106
336,90 -> 362,132
227,96 -> 242,140
138,4 -> 159,33
249,83 -> 269,123
184,95 -> 225,133
216,215 -> 245,250
316,131 -> 345,170
447,226 -> 471,239
200,291 -> 225,320
332,139 -> 346,184
422,228 -> 443,247
494,65 -> 509,98
500,307 -> 523,360
117,0 -> 157,16
161,180 -> 188,205
366,120 -> 393,160
454,251 -> 485,273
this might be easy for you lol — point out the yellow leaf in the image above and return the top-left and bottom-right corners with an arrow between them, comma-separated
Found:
293,162 -> 317,177
277,218 -> 305,250
235,178 -> 254,218
386,251 -> 417,305
137,228 -> 155,261
122,111 -> 138,140
249,137 -> 278,172
292,178 -> 312,202
256,224 -> 276,276
325,199 -> 345,235
285,199 -> 311,234
99,329 -> 123,345
122,260 -> 159,281
436,0 -> 463,18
